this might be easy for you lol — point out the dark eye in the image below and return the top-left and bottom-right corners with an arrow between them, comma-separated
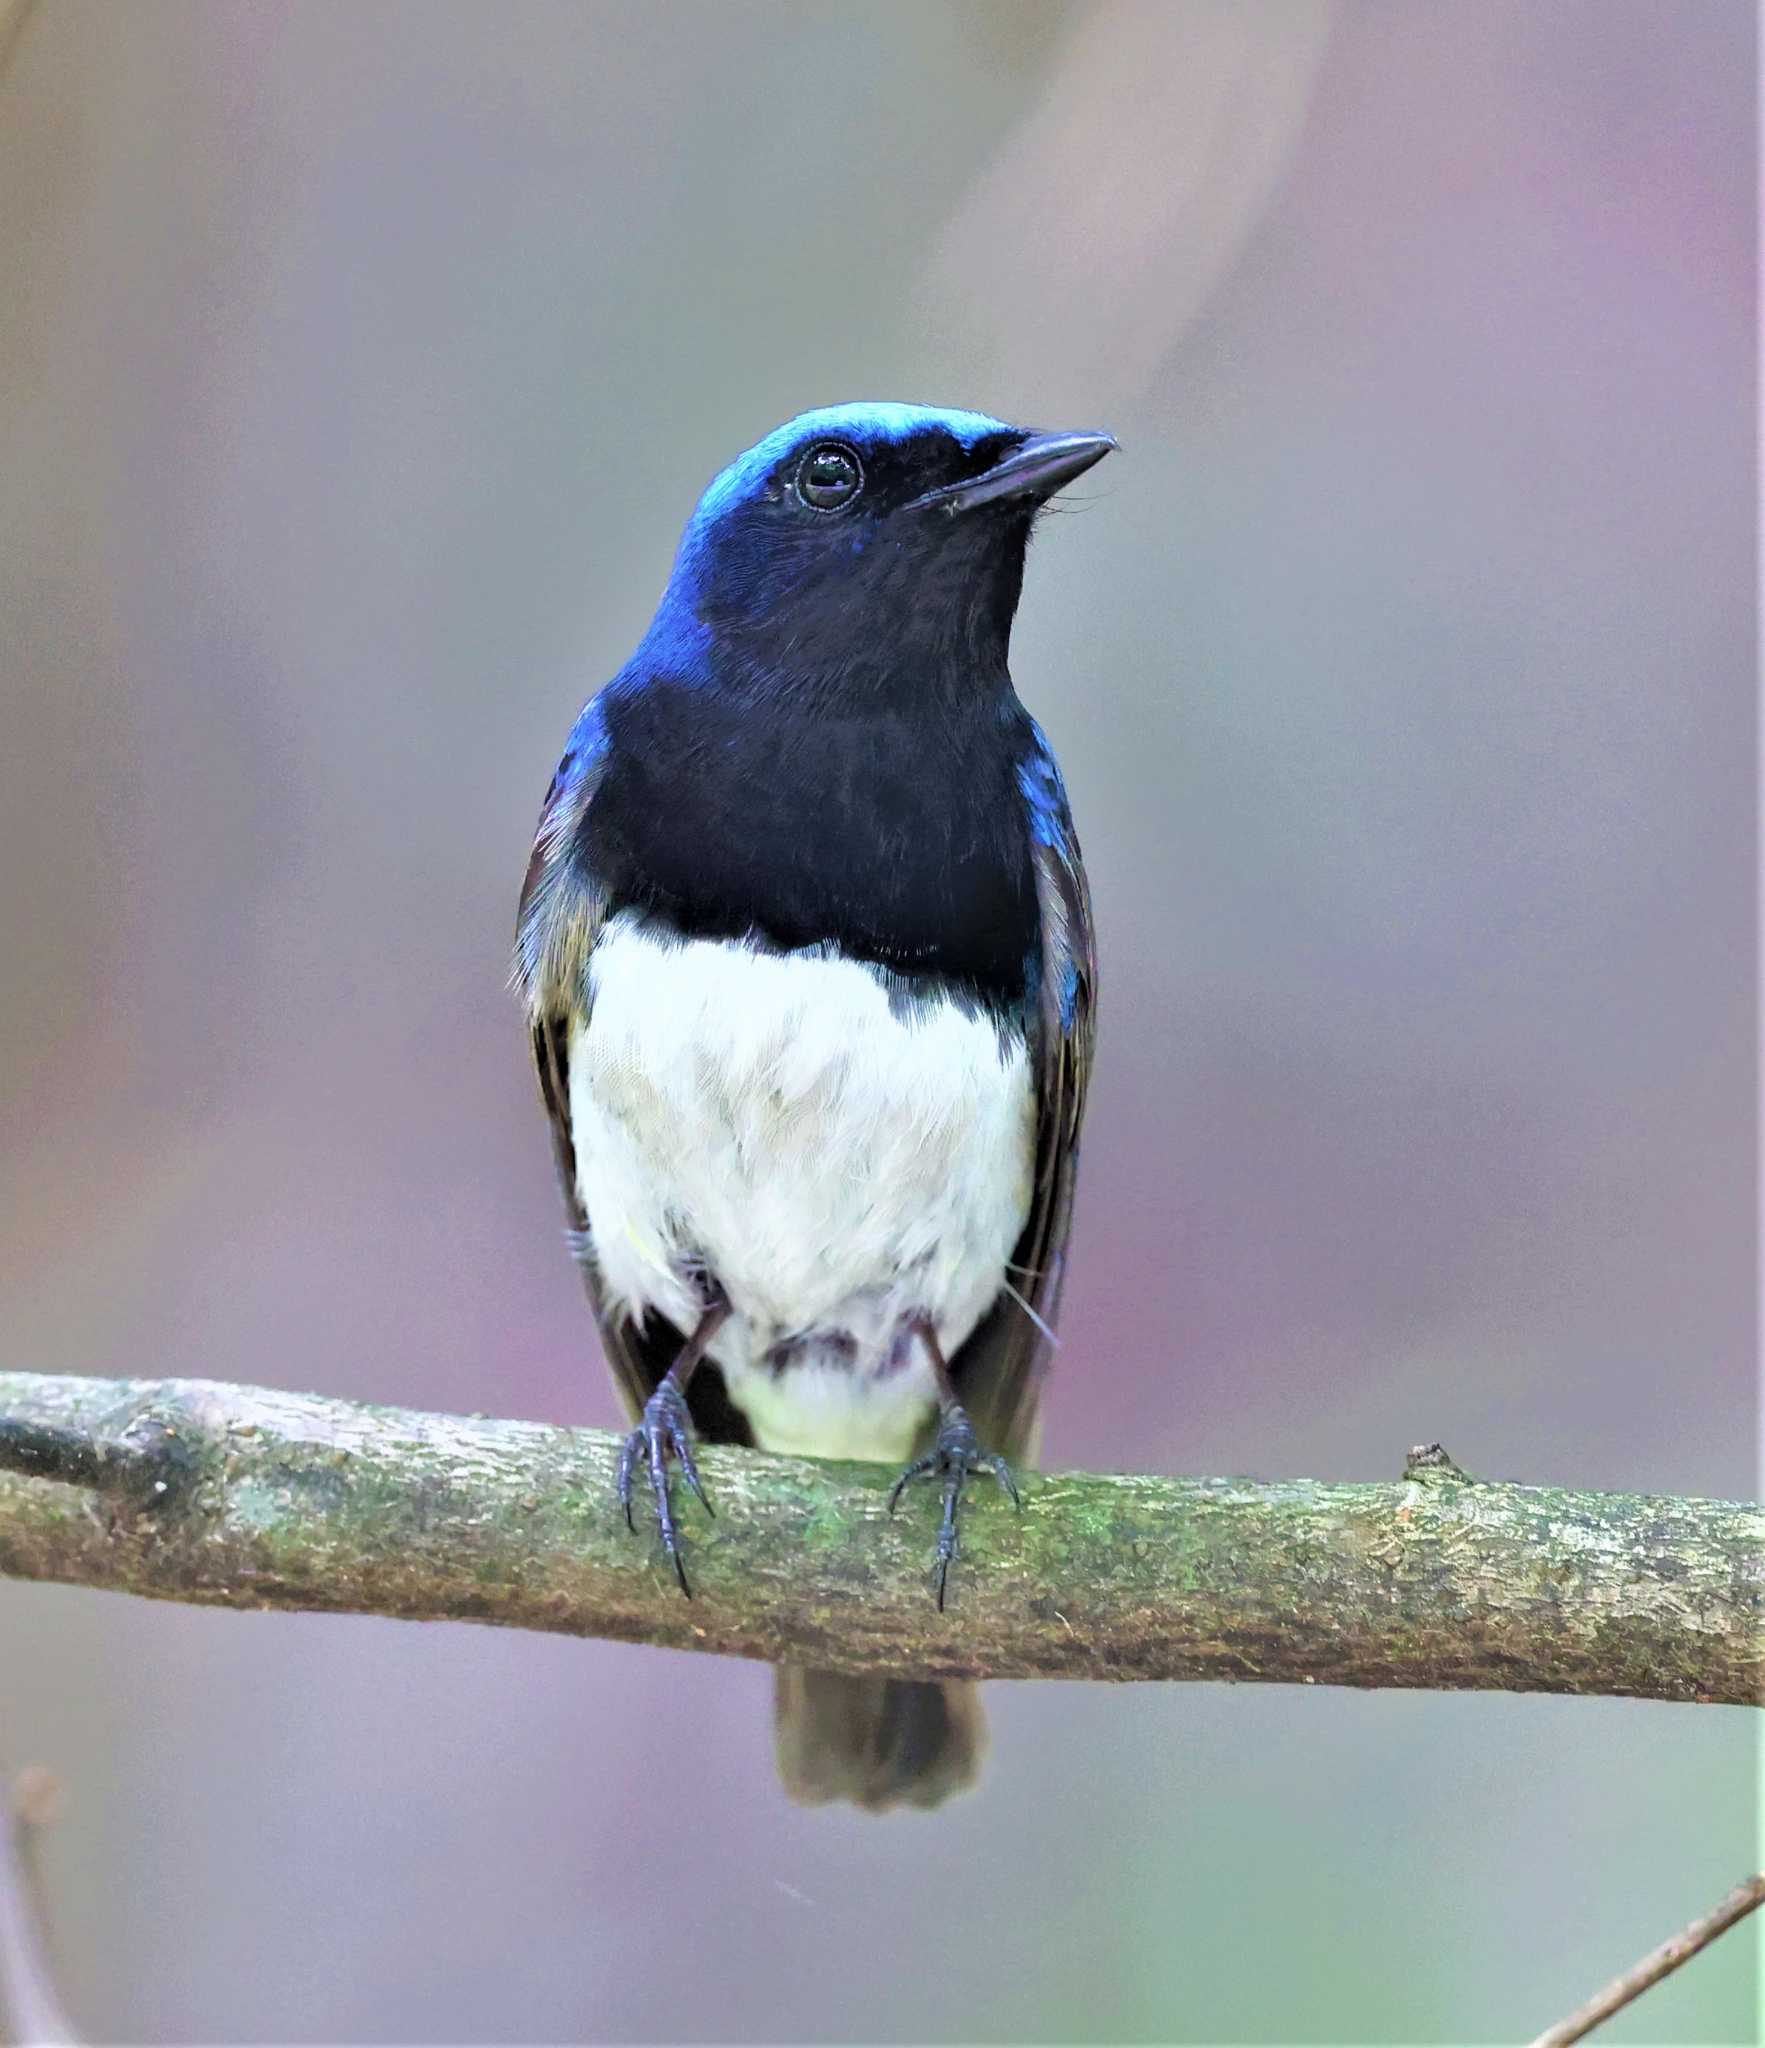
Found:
796,442 -> 863,511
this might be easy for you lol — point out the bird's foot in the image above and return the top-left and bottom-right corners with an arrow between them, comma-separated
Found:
887,1402 -> 1020,1610
617,1377 -> 712,1597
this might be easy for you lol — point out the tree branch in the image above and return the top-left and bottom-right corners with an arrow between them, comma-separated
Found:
1529,1872 -> 1765,2046
0,1373 -> 1759,1703
0,1762 -> 79,2048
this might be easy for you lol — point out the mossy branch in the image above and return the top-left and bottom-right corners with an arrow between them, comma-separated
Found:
0,1373 -> 1759,1705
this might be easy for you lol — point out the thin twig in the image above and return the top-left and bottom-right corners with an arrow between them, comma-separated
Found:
0,0 -> 40,93
1529,1873 -> 1765,2046
0,1766 -> 79,2048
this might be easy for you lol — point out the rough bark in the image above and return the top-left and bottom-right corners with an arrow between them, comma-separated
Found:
0,1373 -> 1759,1705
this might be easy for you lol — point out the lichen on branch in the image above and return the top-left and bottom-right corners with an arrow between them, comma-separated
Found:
0,1372 -> 1759,1705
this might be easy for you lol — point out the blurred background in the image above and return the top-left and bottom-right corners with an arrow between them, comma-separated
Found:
0,1 -> 1755,2040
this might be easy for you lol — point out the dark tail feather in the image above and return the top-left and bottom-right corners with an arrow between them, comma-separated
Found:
774,1670 -> 985,1812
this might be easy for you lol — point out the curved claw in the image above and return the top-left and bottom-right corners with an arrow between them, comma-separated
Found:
887,1452 -> 937,1515
616,1379 -> 713,1597
989,1457 -> 1022,1510
888,1403 -> 1020,1610
614,1420 -> 649,1528
675,1439 -> 713,1518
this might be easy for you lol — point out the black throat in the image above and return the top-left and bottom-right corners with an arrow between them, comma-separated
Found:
578,674 -> 1041,1008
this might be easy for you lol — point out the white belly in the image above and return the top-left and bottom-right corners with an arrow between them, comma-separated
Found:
568,915 -> 1036,1461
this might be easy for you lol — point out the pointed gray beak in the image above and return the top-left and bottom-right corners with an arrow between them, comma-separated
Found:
908,430 -> 1118,515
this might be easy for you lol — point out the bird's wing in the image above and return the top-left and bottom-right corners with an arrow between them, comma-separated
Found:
953,721 -> 1098,1459
515,695 -> 682,1424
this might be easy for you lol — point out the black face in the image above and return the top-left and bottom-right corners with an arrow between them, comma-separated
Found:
679,419 -> 1045,696
737,421 -> 1033,527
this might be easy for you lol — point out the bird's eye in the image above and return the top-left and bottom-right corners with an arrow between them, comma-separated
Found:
796,443 -> 863,512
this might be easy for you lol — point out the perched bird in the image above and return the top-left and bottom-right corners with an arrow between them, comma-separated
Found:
517,403 -> 1109,1810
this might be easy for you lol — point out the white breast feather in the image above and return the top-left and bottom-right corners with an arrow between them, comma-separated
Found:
568,915 -> 1036,1461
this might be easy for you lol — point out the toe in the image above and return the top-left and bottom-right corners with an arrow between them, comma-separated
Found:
674,1431 -> 712,1516
888,1452 -> 938,1513
616,1428 -> 646,1529
988,1456 -> 1021,1509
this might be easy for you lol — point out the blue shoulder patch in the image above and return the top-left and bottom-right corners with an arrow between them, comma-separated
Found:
549,688 -> 612,803
1016,719 -> 1074,854
1017,721 -> 1084,1031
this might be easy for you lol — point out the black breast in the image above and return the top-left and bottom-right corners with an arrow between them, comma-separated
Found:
578,680 -> 1040,1006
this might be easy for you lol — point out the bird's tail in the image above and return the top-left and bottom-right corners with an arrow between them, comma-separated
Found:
773,1669 -> 985,1812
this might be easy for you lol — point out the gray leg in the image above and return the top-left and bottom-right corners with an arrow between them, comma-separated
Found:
887,1318 -> 1021,1610
617,1292 -> 730,1597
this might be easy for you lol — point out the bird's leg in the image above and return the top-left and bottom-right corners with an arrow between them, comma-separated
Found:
887,1316 -> 1021,1610
617,1289 -> 730,1597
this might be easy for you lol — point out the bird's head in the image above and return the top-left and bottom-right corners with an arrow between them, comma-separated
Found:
641,403 -> 1115,700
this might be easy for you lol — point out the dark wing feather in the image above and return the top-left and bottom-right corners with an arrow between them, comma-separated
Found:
951,722 -> 1097,1459
515,695 -> 684,1425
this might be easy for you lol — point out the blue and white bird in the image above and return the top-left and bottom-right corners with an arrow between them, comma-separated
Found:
517,403 -> 1109,1809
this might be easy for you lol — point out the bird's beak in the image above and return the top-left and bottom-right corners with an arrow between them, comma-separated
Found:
908,430 -> 1118,515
